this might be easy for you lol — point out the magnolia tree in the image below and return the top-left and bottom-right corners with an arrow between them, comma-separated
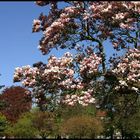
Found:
13,1 -> 140,115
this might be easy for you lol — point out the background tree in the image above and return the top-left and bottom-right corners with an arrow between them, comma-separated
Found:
60,115 -> 104,139
5,108 -> 59,139
55,103 -> 96,121
54,103 -> 103,138
0,86 -> 32,123
0,113 -> 9,137
5,112 -> 39,139
31,110 -> 58,138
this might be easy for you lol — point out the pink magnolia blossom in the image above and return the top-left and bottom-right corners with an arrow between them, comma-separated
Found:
112,48 -> 140,91
33,1 -> 140,54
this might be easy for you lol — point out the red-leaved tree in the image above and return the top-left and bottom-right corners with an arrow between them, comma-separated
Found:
0,86 -> 32,123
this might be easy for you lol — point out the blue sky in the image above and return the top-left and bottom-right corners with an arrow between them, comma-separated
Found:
0,2 -> 115,88
0,2 -> 66,87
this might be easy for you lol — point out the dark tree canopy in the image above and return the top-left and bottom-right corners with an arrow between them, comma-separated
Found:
0,86 -> 32,123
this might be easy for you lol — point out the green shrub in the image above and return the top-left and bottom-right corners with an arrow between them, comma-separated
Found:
0,113 -> 8,137
60,115 -> 104,139
6,112 -> 39,138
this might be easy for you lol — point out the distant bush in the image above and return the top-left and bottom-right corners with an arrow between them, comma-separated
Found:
0,113 -> 8,137
31,111 -> 58,138
60,115 -> 104,139
5,112 -> 38,138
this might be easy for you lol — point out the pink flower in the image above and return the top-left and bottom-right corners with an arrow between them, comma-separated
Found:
68,101 -> 74,106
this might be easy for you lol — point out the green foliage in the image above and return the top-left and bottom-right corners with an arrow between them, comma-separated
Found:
55,103 -> 96,121
5,109 -> 59,139
103,91 -> 140,139
118,107 -> 140,139
31,111 -> 58,138
0,113 -> 8,137
54,104 -> 102,139
60,115 -> 104,139
6,112 -> 39,138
